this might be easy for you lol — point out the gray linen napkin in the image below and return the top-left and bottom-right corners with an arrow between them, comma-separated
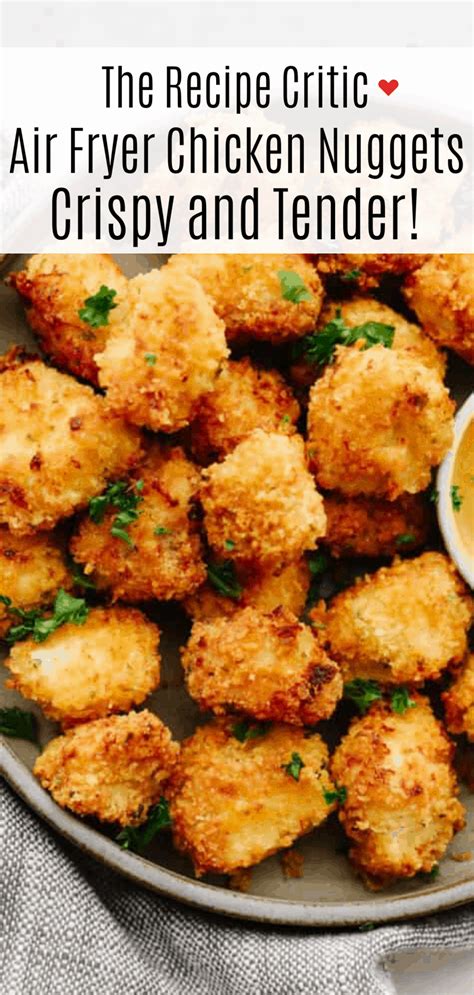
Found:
1,781 -> 473,995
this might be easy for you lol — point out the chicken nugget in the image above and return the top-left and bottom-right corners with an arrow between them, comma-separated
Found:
315,254 -> 430,289
164,253 -> 324,343
322,493 -> 430,559
443,655 -> 474,742
167,720 -> 336,875
307,345 -> 454,499
330,696 -> 465,885
5,605 -> 160,725
184,558 -> 311,622
403,254 -> 474,365
0,350 -> 141,533
0,527 -> 71,638
70,445 -> 205,602
182,606 -> 342,725
201,430 -> 326,567
322,552 -> 473,685
9,254 -> 128,384
96,268 -> 228,432
34,710 -> 179,825
190,358 -> 300,464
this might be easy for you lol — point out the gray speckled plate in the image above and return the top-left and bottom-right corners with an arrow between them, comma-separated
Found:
1,254 -> 474,927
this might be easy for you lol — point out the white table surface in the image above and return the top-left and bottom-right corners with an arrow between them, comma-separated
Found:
388,949 -> 473,994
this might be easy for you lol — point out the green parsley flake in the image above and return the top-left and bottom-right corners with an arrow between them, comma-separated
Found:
144,353 -> 157,366
89,479 -> 144,547
232,720 -> 271,743
429,487 -> 439,505
0,706 -> 37,743
277,270 -> 313,304
396,533 -> 416,546
292,309 -> 394,367
116,798 -> 171,853
341,269 -> 362,282
1,589 -> 89,645
344,679 -> 383,714
207,560 -> 242,600
78,285 -> 118,329
390,687 -> 416,715
281,752 -> 305,781
451,485 -> 463,512
68,558 -> 96,590
323,785 -> 347,805
154,526 -> 172,536
224,539 -> 235,551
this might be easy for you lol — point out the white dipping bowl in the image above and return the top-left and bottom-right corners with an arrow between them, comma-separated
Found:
437,392 -> 474,589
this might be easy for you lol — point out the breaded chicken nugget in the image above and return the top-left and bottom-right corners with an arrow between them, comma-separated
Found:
164,253 -> 324,343
322,493 -> 430,559
322,552 -> 473,685
184,559 -> 311,622
0,350 -> 141,533
70,445 -> 205,602
0,527 -> 71,638
9,254 -> 128,384
307,345 -> 454,499
5,606 -> 160,725
182,606 -> 342,725
190,358 -> 300,464
167,720 -> 336,875
201,430 -> 326,566
443,655 -> 474,742
316,254 -> 430,289
96,269 -> 228,433
403,254 -> 474,365
330,697 -> 465,885
34,710 -> 179,825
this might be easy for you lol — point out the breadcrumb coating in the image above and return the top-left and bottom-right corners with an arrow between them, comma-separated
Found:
322,552 -> 473,685
201,430 -> 326,566
330,697 -> 465,885
182,606 -> 342,725
443,655 -> 474,742
167,720 -> 336,875
322,493 -> 430,559
9,254 -> 128,384
403,254 -> 474,365
307,345 -> 454,499
0,351 -> 141,533
164,253 -> 324,343
70,445 -> 206,602
315,254 -> 430,289
96,268 -> 228,432
190,358 -> 300,464
5,606 -> 160,725
34,710 -> 179,826
184,559 -> 311,622
0,526 -> 71,638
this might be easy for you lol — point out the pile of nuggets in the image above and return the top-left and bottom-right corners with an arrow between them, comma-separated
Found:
1,251 -> 473,889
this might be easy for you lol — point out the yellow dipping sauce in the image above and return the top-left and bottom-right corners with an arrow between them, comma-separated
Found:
452,417 -> 474,561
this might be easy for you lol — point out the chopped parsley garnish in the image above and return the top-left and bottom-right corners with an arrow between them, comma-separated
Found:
68,558 -> 96,590
78,285 -> 118,328
277,270 -> 313,304
424,863 -> 440,881
232,719 -> 271,743
344,679 -> 383,714
154,526 -> 172,536
0,706 -> 37,743
450,485 -> 463,512
144,353 -> 157,366
390,687 -> 416,715
116,798 -> 171,853
0,589 -> 89,645
341,268 -> 362,282
292,309 -> 394,367
224,539 -> 235,551
280,414 -> 291,426
429,487 -> 439,505
89,479 -> 144,547
396,533 -> 416,546
207,560 -> 242,600
305,551 -> 330,610
281,752 -> 305,781
323,785 -> 347,805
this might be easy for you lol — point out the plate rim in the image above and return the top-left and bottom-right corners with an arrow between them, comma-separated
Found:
3,739 -> 474,928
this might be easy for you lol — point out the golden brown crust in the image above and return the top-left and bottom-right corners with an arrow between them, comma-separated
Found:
0,352 -> 141,533
330,697 -> 465,885
70,445 -> 206,602
315,254 -> 430,289
9,254 -> 128,384
322,493 -> 430,559
167,720 -> 336,875
190,358 -> 300,464
5,606 -> 161,725
34,710 -> 179,825
322,552 -> 473,685
0,526 -> 72,637
201,430 -> 326,566
184,559 -> 311,622
164,253 -> 324,344
182,606 -> 342,725
403,254 -> 474,365
96,268 -> 228,432
443,655 -> 474,741
307,345 -> 454,499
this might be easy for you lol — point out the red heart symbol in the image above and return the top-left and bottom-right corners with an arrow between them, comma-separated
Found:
378,79 -> 398,96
